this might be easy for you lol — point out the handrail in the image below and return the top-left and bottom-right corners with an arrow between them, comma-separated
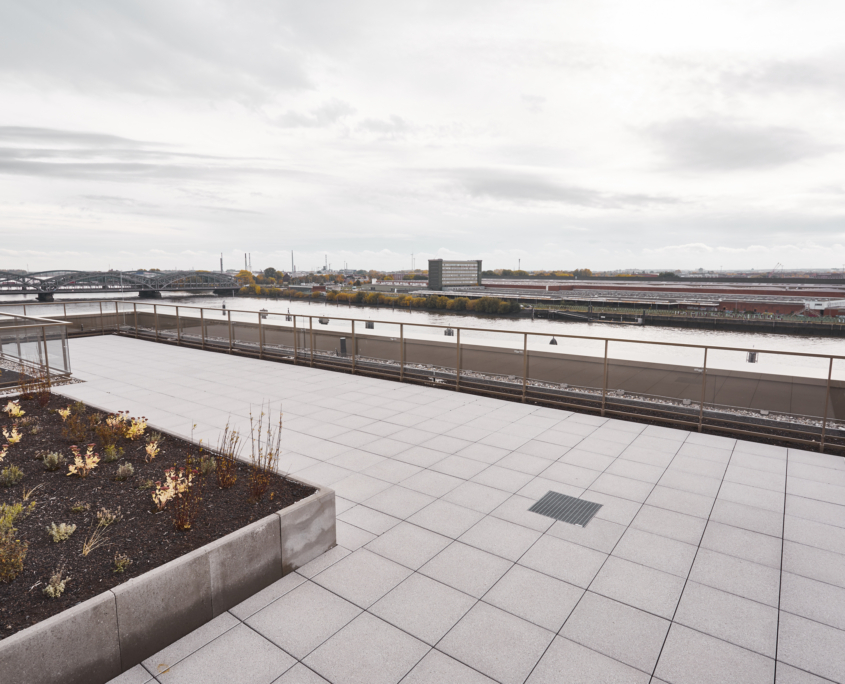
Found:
14,297 -> 845,361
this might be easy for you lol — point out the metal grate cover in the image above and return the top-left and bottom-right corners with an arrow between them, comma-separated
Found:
529,491 -> 603,527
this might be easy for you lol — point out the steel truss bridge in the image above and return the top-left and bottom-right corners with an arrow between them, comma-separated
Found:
0,270 -> 240,301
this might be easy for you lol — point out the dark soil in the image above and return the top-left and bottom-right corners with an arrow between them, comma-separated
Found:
0,394 -> 315,639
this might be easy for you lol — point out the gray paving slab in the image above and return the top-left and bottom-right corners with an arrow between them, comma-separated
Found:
400,649 -> 497,684
518,534 -> 607,588
590,555 -> 685,619
142,612 -> 239,676
157,623 -> 295,684
458,515 -> 543,561
370,573 -> 476,645
777,612 -> 845,683
525,637 -> 650,684
365,521 -> 452,570
304,612 -> 428,684
482,563 -> 583,631
245,580 -> 361,659
438,602 -> 554,684
560,591 -> 670,673
654,623 -> 775,684
57,337 -> 845,684
311,548 -> 412,609
419,542 -> 512,598
675,581 -> 778,657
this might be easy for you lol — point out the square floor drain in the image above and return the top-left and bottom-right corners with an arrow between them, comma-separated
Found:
529,491 -> 603,527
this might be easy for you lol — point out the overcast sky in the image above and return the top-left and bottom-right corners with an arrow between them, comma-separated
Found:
2,0 -> 844,273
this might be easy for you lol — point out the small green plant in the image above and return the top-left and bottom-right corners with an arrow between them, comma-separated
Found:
0,503 -> 29,583
29,425 -> 41,436
96,506 -> 121,528
72,401 -> 86,415
102,445 -> 124,463
0,465 -> 24,487
42,569 -> 70,598
113,552 -> 132,574
42,451 -> 65,471
46,522 -> 77,542
69,501 -> 90,513
115,462 -> 134,480
139,478 -> 154,490
199,454 -> 216,477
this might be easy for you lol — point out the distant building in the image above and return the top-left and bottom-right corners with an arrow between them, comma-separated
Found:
428,259 -> 482,290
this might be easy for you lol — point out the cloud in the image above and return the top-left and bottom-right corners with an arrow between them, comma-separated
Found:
447,168 -> 678,209
0,126 -> 152,148
357,115 -> 412,137
645,117 -> 834,171
521,95 -> 546,114
275,99 -> 355,128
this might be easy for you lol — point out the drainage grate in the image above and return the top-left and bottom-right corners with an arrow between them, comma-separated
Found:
529,491 -> 603,527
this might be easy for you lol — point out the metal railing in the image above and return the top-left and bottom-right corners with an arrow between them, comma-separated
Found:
0,312 -> 71,387
5,299 -> 845,453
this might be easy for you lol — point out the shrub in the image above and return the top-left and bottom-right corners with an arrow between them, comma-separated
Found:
46,522 -> 77,542
0,504 -> 29,583
113,552 -> 132,574
172,456 -> 202,531
152,467 -> 193,511
199,454 -> 216,477
96,507 -> 121,528
42,451 -> 65,471
62,411 -> 89,443
81,526 -> 109,557
2,427 -> 22,445
69,501 -> 90,513
42,569 -> 70,598
67,445 -> 99,477
126,416 -> 148,440
2,400 -> 24,418
57,407 -> 71,421
0,465 -> 24,487
34,369 -> 52,408
102,445 -> 124,463
115,462 -> 134,480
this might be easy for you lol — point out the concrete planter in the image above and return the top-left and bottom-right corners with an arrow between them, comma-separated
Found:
0,479 -> 335,684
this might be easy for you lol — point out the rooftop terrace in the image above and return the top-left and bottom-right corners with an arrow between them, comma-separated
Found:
52,336 -> 845,684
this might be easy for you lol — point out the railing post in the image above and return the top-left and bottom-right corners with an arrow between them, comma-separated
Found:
114,301 -> 118,331
293,315 -> 298,364
522,333 -> 528,402
352,320 -> 356,374
176,307 -> 181,345
63,303 -> 67,318
309,317 -> 314,367
154,304 -> 159,342
200,308 -> 205,350
820,357 -> 834,452
259,312 -> 264,359
41,325 -> 51,383
698,348 -> 708,432
133,303 -> 138,338
400,323 -> 404,381
456,328 -> 461,392
227,310 -> 232,354
99,301 -> 104,335
601,339 -> 609,417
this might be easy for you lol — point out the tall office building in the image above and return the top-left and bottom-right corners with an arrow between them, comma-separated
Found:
428,259 -> 482,290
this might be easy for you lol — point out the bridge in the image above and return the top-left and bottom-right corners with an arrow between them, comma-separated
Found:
0,270 -> 240,301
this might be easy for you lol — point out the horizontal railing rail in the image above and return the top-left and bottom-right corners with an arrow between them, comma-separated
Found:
5,298 -> 845,453
0,312 -> 72,385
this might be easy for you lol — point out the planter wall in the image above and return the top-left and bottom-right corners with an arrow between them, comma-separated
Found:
0,480 -> 335,684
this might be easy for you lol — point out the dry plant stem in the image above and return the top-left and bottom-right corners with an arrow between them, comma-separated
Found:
81,526 -> 110,557
214,422 -> 241,489
172,454 -> 203,531
247,407 -> 282,503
